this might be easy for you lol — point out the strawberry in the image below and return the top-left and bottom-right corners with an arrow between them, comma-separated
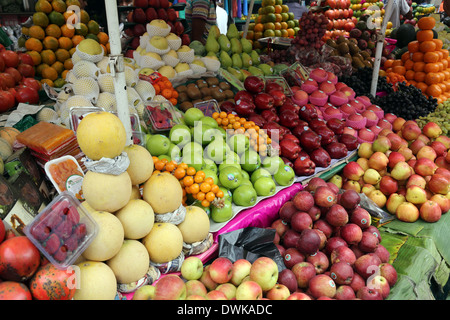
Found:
73,223 -> 87,242
30,223 -> 51,242
63,206 -> 80,225
64,235 -> 78,252
54,219 -> 74,240
44,212 -> 64,230
53,245 -> 68,263
43,233 -> 61,255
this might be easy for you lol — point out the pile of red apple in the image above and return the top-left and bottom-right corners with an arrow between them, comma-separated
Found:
269,178 -> 397,300
0,47 -> 41,113
336,119 -> 450,223
219,73 -> 359,177
124,0 -> 189,58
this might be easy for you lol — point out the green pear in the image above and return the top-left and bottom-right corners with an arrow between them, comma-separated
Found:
205,33 -> 220,54
209,25 -> 221,40
227,23 -> 239,39
230,38 -> 242,54
220,50 -> 233,69
258,63 -> 273,76
250,50 -> 260,66
227,67 -> 244,81
232,53 -> 243,69
218,34 -> 231,52
248,66 -> 264,76
241,52 -> 253,68
241,38 -> 253,54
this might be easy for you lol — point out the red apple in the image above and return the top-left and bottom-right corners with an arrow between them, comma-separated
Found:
308,274 -> 337,299
419,200 -> 442,222
292,261 -> 316,288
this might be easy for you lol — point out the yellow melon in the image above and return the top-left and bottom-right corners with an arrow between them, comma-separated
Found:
82,170 -> 132,213
82,210 -> 124,262
130,185 -> 141,200
0,127 -> 20,146
76,111 -> 126,160
142,222 -> 183,264
177,206 -> 210,244
124,144 -> 154,185
0,138 -> 13,161
115,199 -> 154,240
73,261 -> 117,300
142,171 -> 183,214
106,240 -> 150,284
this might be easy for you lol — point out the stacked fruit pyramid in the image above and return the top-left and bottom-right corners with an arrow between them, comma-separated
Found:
384,16 -> 450,104
20,0 -> 109,87
248,0 -> 299,47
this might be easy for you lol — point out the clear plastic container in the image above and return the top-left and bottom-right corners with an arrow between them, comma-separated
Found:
44,155 -> 84,200
24,192 -> 98,270
143,100 -> 182,133
194,99 -> 220,117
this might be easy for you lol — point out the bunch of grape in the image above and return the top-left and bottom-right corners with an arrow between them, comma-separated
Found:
416,100 -> 450,136
291,11 -> 329,50
339,67 -> 393,99
152,157 -> 224,207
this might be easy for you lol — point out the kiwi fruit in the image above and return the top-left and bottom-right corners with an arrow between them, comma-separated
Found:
202,96 -> 213,101
210,87 -> 225,102
179,101 -> 193,112
348,43 -> 360,55
177,91 -> 189,103
186,83 -> 198,90
223,89 -> 234,99
176,85 -> 187,93
336,36 -> 347,44
187,87 -> 201,100
326,39 -> 337,49
337,42 -> 349,55
206,77 -> 219,86
200,86 -> 211,97
218,81 -> 231,91
360,50 -> 370,59
196,79 -> 208,88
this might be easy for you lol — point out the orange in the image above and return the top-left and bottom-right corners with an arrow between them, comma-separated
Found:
407,40 -> 419,53
280,29 -> 289,37
274,22 -> 281,30
63,58 -> 73,70
79,9 -> 90,24
25,38 -> 43,52
254,23 -> 264,33
412,52 -> 424,62
440,49 -> 449,59
392,65 -> 406,76
61,24 -> 75,38
414,71 -> 426,82
71,35 -> 84,46
43,36 -> 59,50
52,0 -> 67,13
45,24 -> 61,38
61,69 -> 69,79
416,30 -> 434,42
36,63 -> 50,76
287,28 -> 295,37
415,81 -> 428,93
41,49 -> 57,65
280,21 -> 288,29
40,79 -> 54,87
404,59 -> 414,70
69,47 -> 76,56
401,51 -> 410,63
32,12 -> 49,28
413,61 -> 425,72
423,51 -> 440,63
392,59 -> 403,67
426,83 -> 442,97
405,70 -> 415,80
274,4 -> 282,13
417,16 -> 436,30
425,72 -> 440,85
419,40 -> 437,53
424,63 -> 440,73
275,13 -> 282,22
27,50 -> 42,65
55,48 -> 70,62
443,69 -> 450,80
35,0 -> 53,13
58,36 -> 73,50
433,39 -> 443,50
51,61 -> 64,74
29,25 -> 45,40
383,59 -> 394,69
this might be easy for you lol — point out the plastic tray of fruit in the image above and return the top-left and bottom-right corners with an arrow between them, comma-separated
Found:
143,100 -> 182,133
24,192 -> 98,270
194,99 -> 220,117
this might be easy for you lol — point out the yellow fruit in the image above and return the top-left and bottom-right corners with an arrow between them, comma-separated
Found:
73,261 -> 117,300
124,144 -> 154,185
177,206 -> 210,244
52,0 -> 67,12
77,38 -> 102,55
40,49 -> 57,65
33,12 -> 50,27
115,199 -> 155,240
142,222 -> 183,264
41,66 -> 59,81
35,0 -> 53,13
142,171 -> 183,214
29,25 -> 46,40
76,111 -> 127,160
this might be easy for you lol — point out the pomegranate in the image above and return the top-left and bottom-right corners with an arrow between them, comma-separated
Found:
0,281 -> 32,300
29,263 -> 76,300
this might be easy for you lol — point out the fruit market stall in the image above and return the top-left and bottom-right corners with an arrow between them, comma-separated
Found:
0,0 -> 449,302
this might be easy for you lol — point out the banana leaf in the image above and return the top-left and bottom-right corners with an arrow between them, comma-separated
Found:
379,212 -> 450,300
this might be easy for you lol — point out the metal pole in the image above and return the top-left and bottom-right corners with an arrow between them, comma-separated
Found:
370,0 -> 394,97
104,0 -> 134,146
242,0 -> 255,39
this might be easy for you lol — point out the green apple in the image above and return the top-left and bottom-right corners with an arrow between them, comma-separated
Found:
158,154 -> 171,161
250,168 -> 272,184
253,176 -> 276,196
192,123 -> 217,146
167,143 -> 182,162
146,134 -> 170,156
224,151 -> 241,164
232,185 -> 257,207
219,187 -> 232,202
219,166 -> 243,189
184,108 -> 204,127
145,133 -> 152,144
169,124 -> 191,147
202,168 -> 219,185
228,133 -> 249,155
219,162 -> 241,172
273,165 -> 295,186
202,158 -> 218,174
240,149 -> 261,173
182,152 -> 205,171
240,169 -> 250,181
262,156 -> 285,175
240,179 -> 253,187
205,138 -> 229,163
182,141 -> 203,156
211,199 -> 233,223
200,116 -> 219,129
